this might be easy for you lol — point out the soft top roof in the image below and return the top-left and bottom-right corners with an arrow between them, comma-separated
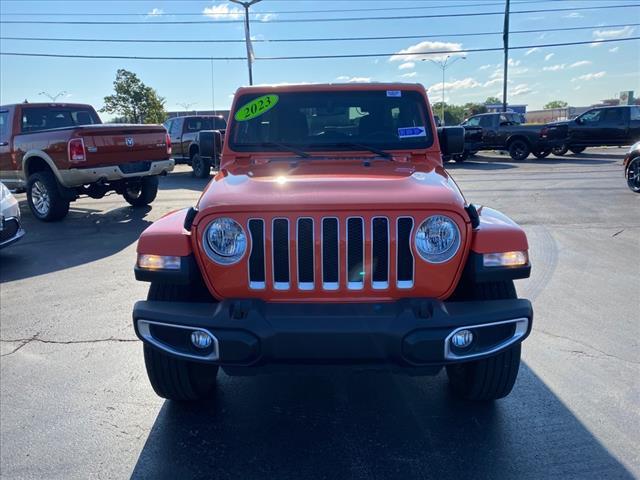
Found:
233,82 -> 425,96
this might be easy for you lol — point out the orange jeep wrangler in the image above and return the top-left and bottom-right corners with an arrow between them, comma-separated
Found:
133,83 -> 532,402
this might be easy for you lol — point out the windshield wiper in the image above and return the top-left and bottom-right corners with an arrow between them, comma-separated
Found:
329,142 -> 393,159
256,142 -> 310,158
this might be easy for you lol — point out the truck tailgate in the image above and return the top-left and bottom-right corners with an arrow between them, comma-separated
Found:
75,124 -> 169,167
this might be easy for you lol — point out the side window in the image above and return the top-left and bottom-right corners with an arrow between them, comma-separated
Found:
0,111 -> 9,143
464,117 -> 481,127
170,119 -> 182,136
480,116 -> 494,128
630,107 -> 640,121
603,108 -> 623,124
580,110 -> 602,124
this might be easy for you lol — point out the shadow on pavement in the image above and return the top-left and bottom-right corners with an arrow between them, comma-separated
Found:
130,364 -> 633,480
159,170 -> 213,193
0,202 -> 152,283
445,161 -> 516,170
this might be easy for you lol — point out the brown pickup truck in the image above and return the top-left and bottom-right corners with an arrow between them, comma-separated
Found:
0,103 -> 174,221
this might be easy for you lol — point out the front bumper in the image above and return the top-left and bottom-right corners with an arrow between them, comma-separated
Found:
133,298 -> 533,374
0,216 -> 25,248
58,159 -> 174,188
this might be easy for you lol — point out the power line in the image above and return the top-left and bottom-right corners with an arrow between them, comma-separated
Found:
1,4 -> 638,25
1,37 -> 637,61
2,23 -> 637,44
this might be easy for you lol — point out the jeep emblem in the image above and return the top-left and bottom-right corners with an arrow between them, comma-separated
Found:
125,137 -> 134,147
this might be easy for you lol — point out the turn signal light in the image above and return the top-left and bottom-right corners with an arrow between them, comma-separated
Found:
68,138 -> 86,163
483,251 -> 528,267
137,254 -> 181,270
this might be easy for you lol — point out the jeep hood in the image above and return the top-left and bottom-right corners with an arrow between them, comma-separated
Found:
195,162 -> 467,217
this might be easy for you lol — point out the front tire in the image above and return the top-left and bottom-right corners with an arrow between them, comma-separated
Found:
26,171 -> 70,221
532,149 -> 551,159
626,157 -> 640,193
508,139 -> 530,161
552,144 -> 568,156
569,146 -> 586,155
446,280 -> 522,401
191,153 -> 211,178
123,176 -> 159,207
143,283 -> 219,401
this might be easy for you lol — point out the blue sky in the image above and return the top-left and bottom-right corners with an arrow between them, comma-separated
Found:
0,0 -> 638,115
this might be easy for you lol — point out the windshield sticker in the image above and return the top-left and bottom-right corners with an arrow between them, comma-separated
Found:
398,126 -> 426,138
386,90 -> 402,97
235,94 -> 279,122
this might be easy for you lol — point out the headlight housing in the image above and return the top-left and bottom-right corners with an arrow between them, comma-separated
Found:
415,215 -> 461,263
204,217 -> 247,264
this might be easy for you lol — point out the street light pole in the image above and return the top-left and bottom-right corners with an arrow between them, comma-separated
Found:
423,56 -> 466,125
230,0 -> 262,85
502,0 -> 511,112
39,91 -> 67,102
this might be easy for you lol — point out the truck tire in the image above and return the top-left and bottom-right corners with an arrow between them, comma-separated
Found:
191,153 -> 211,178
551,144 -> 568,156
508,139 -> 530,161
446,280 -> 522,401
453,151 -> 469,163
123,176 -> 159,207
532,149 -> 551,159
143,282 -> 219,401
26,171 -> 70,221
569,147 -> 586,155
626,157 -> 640,193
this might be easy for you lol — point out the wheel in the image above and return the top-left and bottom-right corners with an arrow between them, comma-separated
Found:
26,171 -> 70,221
191,153 -> 211,178
143,282 -> 219,401
569,147 -> 586,155
123,176 -> 159,207
453,151 -> 469,163
627,157 -> 640,193
446,280 -> 522,401
551,144 -> 568,156
532,149 -> 551,159
508,139 -> 531,161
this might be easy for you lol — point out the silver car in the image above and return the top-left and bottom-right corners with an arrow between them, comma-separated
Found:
1,182 -> 25,248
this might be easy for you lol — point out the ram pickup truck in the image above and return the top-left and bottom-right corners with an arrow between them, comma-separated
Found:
548,105 -> 640,156
460,112 -> 567,161
164,115 -> 227,177
0,103 -> 174,221
133,83 -> 533,404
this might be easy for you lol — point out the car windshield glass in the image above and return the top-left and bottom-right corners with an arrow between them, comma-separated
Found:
228,90 -> 432,154
21,107 -> 100,132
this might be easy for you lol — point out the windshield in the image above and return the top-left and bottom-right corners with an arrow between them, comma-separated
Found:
228,90 -> 433,154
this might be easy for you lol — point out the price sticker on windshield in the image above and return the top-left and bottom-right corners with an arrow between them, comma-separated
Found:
235,94 -> 279,122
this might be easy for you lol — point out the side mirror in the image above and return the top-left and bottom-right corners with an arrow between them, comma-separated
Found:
438,126 -> 465,156
575,117 -> 583,125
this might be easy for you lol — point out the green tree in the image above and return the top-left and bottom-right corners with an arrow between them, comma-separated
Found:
544,100 -> 568,109
101,69 -> 167,123
485,96 -> 501,105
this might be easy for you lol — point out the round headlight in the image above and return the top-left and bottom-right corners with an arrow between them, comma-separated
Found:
204,217 -> 247,264
415,215 -> 461,263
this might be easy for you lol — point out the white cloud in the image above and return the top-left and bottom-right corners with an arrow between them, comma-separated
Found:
478,64 -> 492,70
569,60 -> 592,68
544,53 -> 555,61
571,71 -> 607,82
490,69 -> 503,79
593,26 -> 635,40
146,7 -> 163,17
256,13 -> 277,22
398,62 -> 415,70
400,72 -> 418,78
609,46 -> 620,53
511,83 -> 532,97
336,76 -> 371,83
563,12 -> 583,19
203,4 -> 243,20
543,64 -> 566,71
390,41 -> 463,63
525,48 -> 539,56
508,58 -> 521,67
483,78 -> 503,87
574,86 -> 582,91
427,77 -> 480,92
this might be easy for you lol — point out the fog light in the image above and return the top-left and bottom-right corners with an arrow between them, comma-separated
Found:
191,331 -> 213,349
451,329 -> 474,349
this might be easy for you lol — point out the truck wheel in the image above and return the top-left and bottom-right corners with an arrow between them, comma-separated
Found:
532,149 -> 551,159
569,147 -> 586,155
123,176 -> 159,207
191,153 -> 211,178
446,280 -> 522,401
508,139 -> 530,161
26,171 -> 70,221
143,283 -> 219,401
552,144 -> 568,156
626,157 -> 640,193
453,151 -> 469,163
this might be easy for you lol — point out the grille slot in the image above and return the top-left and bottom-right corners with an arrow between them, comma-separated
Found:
248,219 -> 265,289
322,218 -> 339,290
397,217 -> 414,288
347,217 -> 365,289
272,218 -> 290,290
371,217 -> 389,289
297,218 -> 314,290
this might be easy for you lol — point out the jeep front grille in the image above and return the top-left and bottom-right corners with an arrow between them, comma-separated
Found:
247,216 -> 414,291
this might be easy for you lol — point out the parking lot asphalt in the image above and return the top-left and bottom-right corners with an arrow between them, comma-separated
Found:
1,148 -> 638,480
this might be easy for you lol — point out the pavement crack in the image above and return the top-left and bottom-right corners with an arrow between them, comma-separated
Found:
0,334 -> 137,357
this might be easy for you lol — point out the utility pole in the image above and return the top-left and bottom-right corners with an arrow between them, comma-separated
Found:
423,55 -> 466,125
502,0 -> 510,112
230,0 -> 262,85
39,91 -> 67,102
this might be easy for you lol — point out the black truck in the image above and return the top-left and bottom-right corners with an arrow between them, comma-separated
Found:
458,112 -> 567,161
548,106 -> 640,156
163,115 -> 227,177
